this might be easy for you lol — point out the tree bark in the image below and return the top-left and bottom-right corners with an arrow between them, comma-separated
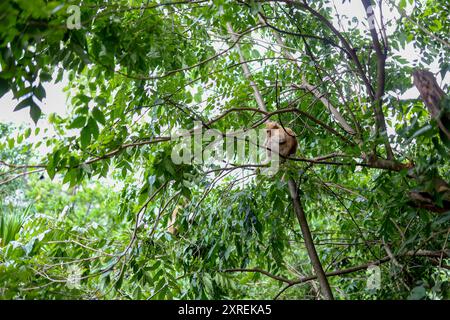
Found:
287,179 -> 334,300
226,22 -> 267,112
361,0 -> 395,160
413,69 -> 450,140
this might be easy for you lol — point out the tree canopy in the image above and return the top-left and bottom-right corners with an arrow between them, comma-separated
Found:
0,0 -> 449,300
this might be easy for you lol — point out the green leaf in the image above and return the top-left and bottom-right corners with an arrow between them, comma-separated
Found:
7,138 -> 14,148
47,162 -> 56,179
39,72 -> 52,82
29,101 -> 42,124
399,0 -> 407,10
432,211 -> 450,228
80,126 -> 91,149
68,116 -> 87,129
408,286 -> 426,300
16,86 -> 33,98
115,269 -> 125,290
74,106 -> 89,115
163,158 -> 176,176
0,78 -> 9,98
14,97 -> 32,111
33,84 -> 46,101
92,107 -> 106,125
87,117 -> 99,139
24,127 -> 31,139
408,124 -> 433,142
77,94 -> 91,104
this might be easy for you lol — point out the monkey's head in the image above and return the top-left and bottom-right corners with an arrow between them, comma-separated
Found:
265,121 -> 280,130
264,121 -> 298,159
265,122 -> 285,142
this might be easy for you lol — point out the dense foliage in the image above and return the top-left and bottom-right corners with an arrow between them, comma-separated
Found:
0,0 -> 449,299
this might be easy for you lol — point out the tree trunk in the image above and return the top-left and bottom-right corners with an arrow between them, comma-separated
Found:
287,178 -> 334,300
413,70 -> 450,140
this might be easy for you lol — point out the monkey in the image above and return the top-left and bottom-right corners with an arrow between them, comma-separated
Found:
264,121 -> 298,161
167,198 -> 193,236
167,205 -> 180,236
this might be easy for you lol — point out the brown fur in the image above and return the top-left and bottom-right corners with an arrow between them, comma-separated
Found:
264,121 -> 298,159
168,206 -> 180,235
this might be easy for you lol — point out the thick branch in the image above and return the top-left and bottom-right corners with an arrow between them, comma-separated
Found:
226,23 -> 267,112
361,0 -> 395,160
0,160 -> 46,169
223,268 -> 292,284
279,0 -> 375,99
84,137 -> 171,165
295,80 -> 356,135
0,169 -> 45,186
287,179 -> 334,300
413,69 -> 450,140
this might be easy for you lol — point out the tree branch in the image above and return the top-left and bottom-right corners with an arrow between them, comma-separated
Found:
227,23 -> 267,112
223,268 -> 293,284
287,179 -> 335,299
361,0 -> 395,160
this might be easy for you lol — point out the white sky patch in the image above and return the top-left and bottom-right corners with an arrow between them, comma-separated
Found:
332,0 -> 448,90
0,77 -> 69,125
0,77 -> 69,155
